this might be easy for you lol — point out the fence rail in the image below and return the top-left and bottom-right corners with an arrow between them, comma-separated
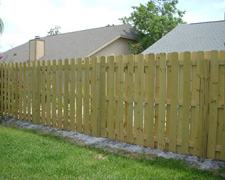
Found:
0,51 -> 225,161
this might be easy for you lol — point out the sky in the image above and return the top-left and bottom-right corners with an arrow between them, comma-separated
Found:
0,0 -> 225,52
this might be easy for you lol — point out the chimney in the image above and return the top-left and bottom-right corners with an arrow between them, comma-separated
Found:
29,36 -> 45,61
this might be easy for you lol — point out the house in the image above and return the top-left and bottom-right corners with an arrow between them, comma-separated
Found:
143,20 -> 225,54
1,24 -> 137,62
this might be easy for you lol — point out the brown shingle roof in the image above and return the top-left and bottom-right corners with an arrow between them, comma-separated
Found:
1,24 -> 137,62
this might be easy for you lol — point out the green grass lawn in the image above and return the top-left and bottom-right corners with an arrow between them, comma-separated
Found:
0,126 -> 223,180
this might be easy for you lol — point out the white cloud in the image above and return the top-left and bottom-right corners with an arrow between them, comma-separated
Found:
213,0 -> 225,8
177,0 -> 224,23
182,9 -> 212,23
0,0 -> 86,52
0,0 -> 223,52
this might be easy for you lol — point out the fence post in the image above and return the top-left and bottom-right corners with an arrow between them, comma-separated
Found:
32,61 -> 37,124
181,52 -> 191,154
7,63 -> 11,116
96,57 -> 101,137
194,51 -> 210,159
144,53 -> 155,148
70,58 -> 76,131
157,53 -> 166,150
46,60 -> 51,126
220,51 -> 225,161
76,58 -> 82,133
99,56 -> 106,137
134,54 -> 144,146
207,51 -> 219,159
19,62 -> 23,119
23,62 -> 27,120
0,64 -> 3,114
169,52 -> 178,153
36,61 -> 41,124
201,56 -> 209,159
11,63 -> 15,118
52,59 -> 58,128
107,56 -> 115,140
115,55 -> 124,141
91,57 -> 99,137
125,55 -> 134,144
41,60 -> 46,125
64,59 -> 69,130
84,57 -> 90,134
194,52 -> 205,157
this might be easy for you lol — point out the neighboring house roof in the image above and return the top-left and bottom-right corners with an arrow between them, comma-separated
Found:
1,24 -> 137,62
143,20 -> 225,54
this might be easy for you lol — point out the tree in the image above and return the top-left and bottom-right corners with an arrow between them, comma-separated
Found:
120,0 -> 185,54
47,25 -> 61,36
0,17 -> 4,34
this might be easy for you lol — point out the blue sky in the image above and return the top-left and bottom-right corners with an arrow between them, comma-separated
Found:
0,0 -> 224,52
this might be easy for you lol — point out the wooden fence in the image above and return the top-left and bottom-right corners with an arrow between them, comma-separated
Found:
0,51 -> 225,161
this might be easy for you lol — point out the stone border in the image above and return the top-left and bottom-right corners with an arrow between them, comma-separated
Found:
1,117 -> 225,171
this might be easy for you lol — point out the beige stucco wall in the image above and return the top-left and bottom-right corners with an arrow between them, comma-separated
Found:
91,38 -> 135,57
